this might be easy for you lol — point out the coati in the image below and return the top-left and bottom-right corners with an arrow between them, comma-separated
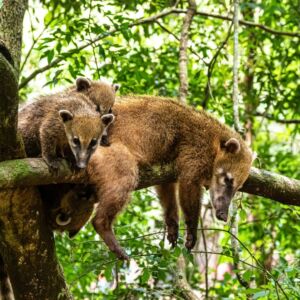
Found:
46,96 -> 253,259
68,77 -> 120,147
64,77 -> 120,115
18,94 -> 114,169
40,184 -> 96,236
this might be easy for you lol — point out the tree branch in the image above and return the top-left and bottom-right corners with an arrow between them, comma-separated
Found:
18,7 -> 300,89
0,158 -> 299,206
254,112 -> 300,124
174,9 -> 300,38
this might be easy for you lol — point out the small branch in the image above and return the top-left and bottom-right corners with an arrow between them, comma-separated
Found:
202,22 -> 233,108
173,9 -> 300,38
19,6 -> 299,90
254,112 -> 300,124
178,0 -> 196,103
19,5 -> 181,89
199,214 -> 209,299
175,255 -> 201,300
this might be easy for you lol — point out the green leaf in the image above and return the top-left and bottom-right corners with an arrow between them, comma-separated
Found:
140,268 -> 150,284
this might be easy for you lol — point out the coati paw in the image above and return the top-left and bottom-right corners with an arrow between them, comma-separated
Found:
185,233 -> 197,250
45,158 -> 63,172
167,224 -> 179,248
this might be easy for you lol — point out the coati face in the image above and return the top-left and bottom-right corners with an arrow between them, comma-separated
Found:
59,110 -> 115,168
210,138 -> 253,222
76,77 -> 120,115
40,184 -> 95,236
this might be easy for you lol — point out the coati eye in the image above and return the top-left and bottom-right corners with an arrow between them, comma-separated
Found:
89,138 -> 97,148
73,137 -> 80,146
108,108 -> 112,114
96,105 -> 101,113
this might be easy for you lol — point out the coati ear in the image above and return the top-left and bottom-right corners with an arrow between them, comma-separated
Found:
224,138 -> 240,154
59,110 -> 74,123
101,113 -> 115,126
112,83 -> 120,92
76,77 -> 91,91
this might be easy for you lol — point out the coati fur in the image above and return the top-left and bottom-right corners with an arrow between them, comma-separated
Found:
64,77 -> 119,115
46,96 -> 253,259
18,94 -> 114,169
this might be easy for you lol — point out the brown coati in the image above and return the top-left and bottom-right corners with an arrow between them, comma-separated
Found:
64,77 -> 120,115
64,77 -> 120,146
18,94 -> 114,169
46,96 -> 253,259
40,184 -> 96,237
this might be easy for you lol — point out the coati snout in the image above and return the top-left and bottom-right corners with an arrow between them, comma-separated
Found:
59,110 -> 114,168
210,138 -> 252,222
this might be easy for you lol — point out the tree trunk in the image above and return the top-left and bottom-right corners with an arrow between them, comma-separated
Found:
0,2 -> 72,298
0,0 -> 28,72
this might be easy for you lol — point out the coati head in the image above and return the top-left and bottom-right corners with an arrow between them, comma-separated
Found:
210,137 -> 253,222
76,77 -> 120,115
40,184 -> 95,236
59,110 -> 114,168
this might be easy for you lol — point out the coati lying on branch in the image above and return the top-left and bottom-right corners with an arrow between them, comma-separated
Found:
45,95 -> 253,260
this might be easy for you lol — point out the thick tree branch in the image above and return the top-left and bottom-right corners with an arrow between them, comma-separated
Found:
0,158 -> 299,206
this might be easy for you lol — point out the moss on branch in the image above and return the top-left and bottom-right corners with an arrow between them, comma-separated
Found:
0,158 -> 299,206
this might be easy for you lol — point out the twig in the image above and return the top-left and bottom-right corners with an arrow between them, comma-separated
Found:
199,211 -> 209,299
178,0 -> 196,103
173,9 -> 300,37
202,22 -> 233,108
18,6 -> 300,89
254,112 -> 300,124
155,21 -> 206,64
19,5 -> 181,89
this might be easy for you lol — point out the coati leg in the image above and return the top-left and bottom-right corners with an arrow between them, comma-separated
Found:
39,121 -> 61,170
178,179 -> 202,250
176,149 -> 202,250
89,145 -> 138,260
155,183 -> 179,247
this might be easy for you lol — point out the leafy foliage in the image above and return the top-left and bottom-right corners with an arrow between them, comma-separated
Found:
20,0 -> 300,299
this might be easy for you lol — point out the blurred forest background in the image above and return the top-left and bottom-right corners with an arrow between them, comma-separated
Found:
2,0 -> 300,299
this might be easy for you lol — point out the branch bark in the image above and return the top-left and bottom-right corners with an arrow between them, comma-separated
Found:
178,0 -> 196,103
0,0 -> 28,72
0,158 -> 299,206
0,2 -> 72,298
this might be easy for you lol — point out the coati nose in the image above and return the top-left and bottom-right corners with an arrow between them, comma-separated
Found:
216,210 -> 228,222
